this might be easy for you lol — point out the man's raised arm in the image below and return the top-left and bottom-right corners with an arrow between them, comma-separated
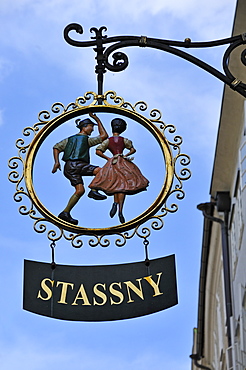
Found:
89,112 -> 108,141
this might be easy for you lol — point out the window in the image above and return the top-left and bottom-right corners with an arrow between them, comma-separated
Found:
230,172 -> 244,274
240,141 -> 246,190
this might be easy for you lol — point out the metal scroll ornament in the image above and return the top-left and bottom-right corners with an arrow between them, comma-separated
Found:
8,91 -> 191,247
64,25 -> 246,98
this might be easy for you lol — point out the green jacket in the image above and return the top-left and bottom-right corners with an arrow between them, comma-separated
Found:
62,135 -> 90,162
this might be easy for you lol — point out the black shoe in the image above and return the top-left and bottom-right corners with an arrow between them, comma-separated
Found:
110,202 -> 118,218
58,211 -> 78,225
119,212 -> 125,224
88,190 -> 107,200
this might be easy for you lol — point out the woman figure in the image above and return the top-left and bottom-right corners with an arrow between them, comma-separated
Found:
89,118 -> 149,223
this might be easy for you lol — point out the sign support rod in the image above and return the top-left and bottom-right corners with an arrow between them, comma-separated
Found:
64,24 -> 246,98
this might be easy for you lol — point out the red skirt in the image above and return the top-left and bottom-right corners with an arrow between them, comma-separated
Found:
89,156 -> 149,195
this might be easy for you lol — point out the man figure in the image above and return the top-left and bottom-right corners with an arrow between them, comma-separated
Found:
52,112 -> 108,225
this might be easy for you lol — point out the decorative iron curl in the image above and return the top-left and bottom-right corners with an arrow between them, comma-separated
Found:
122,101 -> 148,114
150,217 -> 164,231
158,145 -> 191,219
47,228 -> 64,242
172,135 -> 183,150
90,26 -> 107,40
103,90 -> 125,106
173,188 -> 185,200
114,233 -> 129,247
88,235 -> 110,248
76,91 -> 98,107
136,226 -> 151,240
33,218 -> 65,243
222,37 -> 246,90
241,49 -> 246,66
104,51 -> 129,72
8,156 -> 24,184
175,154 -> 192,182
37,102 -> 77,125
8,156 -> 31,212
71,237 -> 84,249
33,218 -> 49,234
8,170 -> 22,186
150,109 -> 162,121
51,102 -> 66,114
19,203 -> 34,216
38,110 -> 51,123
162,202 -> 179,214
64,232 -> 84,248
14,189 -> 29,204
163,123 -> 176,135
133,101 -> 148,112
64,23 -> 96,48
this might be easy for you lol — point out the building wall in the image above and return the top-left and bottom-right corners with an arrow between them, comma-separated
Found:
192,93 -> 246,370
191,0 -> 246,369
229,108 -> 246,369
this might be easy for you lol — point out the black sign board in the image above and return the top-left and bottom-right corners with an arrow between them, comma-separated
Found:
23,256 -> 177,321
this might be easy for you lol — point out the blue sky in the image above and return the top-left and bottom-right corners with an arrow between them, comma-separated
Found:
1,0 -> 237,369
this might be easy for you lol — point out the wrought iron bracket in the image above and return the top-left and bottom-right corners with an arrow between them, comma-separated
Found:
64,24 -> 246,98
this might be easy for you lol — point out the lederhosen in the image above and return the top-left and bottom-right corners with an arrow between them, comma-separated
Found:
62,135 -> 98,186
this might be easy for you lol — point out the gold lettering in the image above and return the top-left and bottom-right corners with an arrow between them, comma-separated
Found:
124,278 -> 144,303
93,283 -> 107,306
144,273 -> 163,297
109,282 -> 124,305
37,278 -> 54,301
56,281 -> 74,304
71,284 -> 91,306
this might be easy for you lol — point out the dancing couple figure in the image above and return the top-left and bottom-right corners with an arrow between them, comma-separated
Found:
52,113 -> 149,225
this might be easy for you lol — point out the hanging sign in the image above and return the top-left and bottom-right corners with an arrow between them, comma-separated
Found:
9,90 -> 190,321
23,255 -> 177,321
9,18 -> 192,324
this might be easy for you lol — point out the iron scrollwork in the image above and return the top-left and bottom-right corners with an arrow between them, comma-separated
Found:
8,91 -> 191,248
64,24 -> 246,98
